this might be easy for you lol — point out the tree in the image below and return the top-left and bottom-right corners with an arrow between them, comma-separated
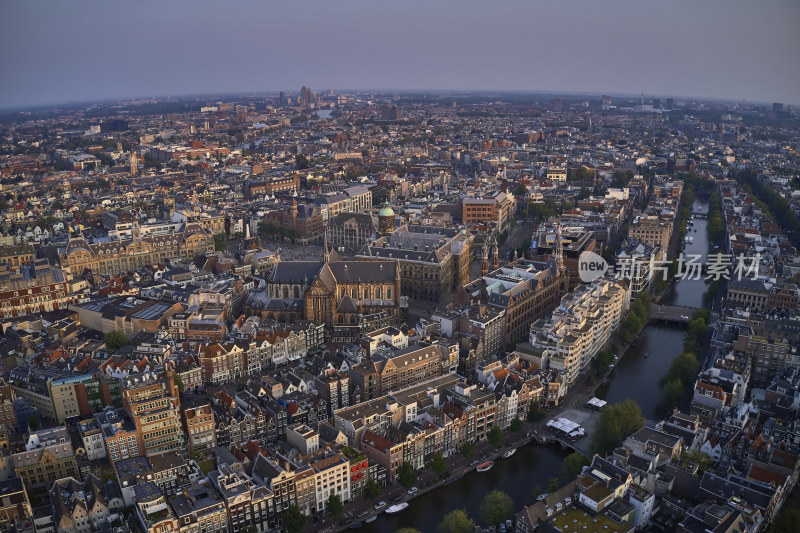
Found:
527,399 -> 545,423
362,478 -> 381,504
488,425 -> 503,447
461,441 -> 474,458
284,504 -> 306,533
437,509 -> 475,533
479,490 -> 514,526
173,373 -> 185,393
325,493 -> 343,524
592,399 -> 646,455
295,154 -> 309,169
772,507 -> 800,533
397,529 -> 422,533
509,417 -> 524,432
515,183 -> 527,197
396,461 -> 417,489
548,477 -> 561,493
213,234 -> 226,251
561,452 -> 590,479
430,453 -> 447,478
104,330 -> 128,350
27,414 -> 40,432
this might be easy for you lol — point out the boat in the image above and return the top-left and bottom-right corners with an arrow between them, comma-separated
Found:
445,474 -> 464,485
365,516 -> 377,524
349,522 -> 363,529
385,503 -> 409,514
502,448 -> 517,459
537,493 -> 549,501
476,461 -> 494,472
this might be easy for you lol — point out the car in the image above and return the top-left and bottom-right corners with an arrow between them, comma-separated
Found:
407,486 -> 418,495
468,459 -> 479,466
680,315 -> 689,320
499,523 -> 507,533
506,519 -> 513,529
357,510 -> 369,518
374,501 -> 386,510
391,495 -> 404,503
494,447 -> 501,453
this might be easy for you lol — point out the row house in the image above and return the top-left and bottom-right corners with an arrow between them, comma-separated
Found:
210,465 -> 278,532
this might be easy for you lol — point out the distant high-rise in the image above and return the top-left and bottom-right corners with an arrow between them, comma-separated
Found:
553,98 -> 563,113
666,98 -> 674,110
129,152 -> 138,175
602,95 -> 612,107
279,91 -> 286,106
773,102 -> 783,114
380,104 -> 398,121
652,98 -> 661,109
300,86 -> 313,107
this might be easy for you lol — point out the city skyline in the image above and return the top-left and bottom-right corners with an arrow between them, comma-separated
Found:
2,0 -> 799,109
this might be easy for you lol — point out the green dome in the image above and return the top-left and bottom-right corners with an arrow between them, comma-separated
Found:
378,203 -> 395,217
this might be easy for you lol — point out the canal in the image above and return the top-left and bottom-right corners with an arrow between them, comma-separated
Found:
598,198 -> 710,419
361,444 -> 569,533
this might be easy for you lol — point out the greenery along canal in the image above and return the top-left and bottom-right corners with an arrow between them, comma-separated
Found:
360,444 -> 569,533
598,197 -> 711,420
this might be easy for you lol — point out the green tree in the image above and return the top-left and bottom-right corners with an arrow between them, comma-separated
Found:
772,507 -> 800,533
295,154 -> 309,169
27,414 -> 40,432
561,452 -> 590,479
104,330 -> 128,350
515,183 -> 527,197
461,441 -> 474,458
509,417 -> 524,432
527,399 -> 545,423
548,477 -> 561,493
658,377 -> 685,414
479,490 -> 514,526
173,373 -> 185,393
362,478 -> 381,505
430,453 -> 447,478
488,425 -> 503,447
213,234 -> 226,251
592,399 -> 645,455
396,461 -> 417,489
397,529 -> 423,533
437,509 -> 475,533
284,504 -> 306,533
325,493 -> 343,524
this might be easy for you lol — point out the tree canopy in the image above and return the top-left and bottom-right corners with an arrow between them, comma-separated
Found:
396,461 -> 417,489
325,493 -> 343,523
437,509 -> 476,533
561,452 -> 590,479
488,425 -> 503,447
479,490 -> 514,526
104,330 -> 128,350
283,504 -> 306,533
592,399 -> 645,455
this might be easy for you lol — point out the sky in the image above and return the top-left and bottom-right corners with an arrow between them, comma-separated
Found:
1,0 -> 799,109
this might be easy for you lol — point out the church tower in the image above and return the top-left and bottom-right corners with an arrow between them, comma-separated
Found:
490,233 -> 500,271
480,238 -> 489,275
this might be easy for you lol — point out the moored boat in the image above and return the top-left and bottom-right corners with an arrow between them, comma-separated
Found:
476,461 -> 494,472
385,502 -> 409,514
502,448 -> 517,459
365,516 -> 377,524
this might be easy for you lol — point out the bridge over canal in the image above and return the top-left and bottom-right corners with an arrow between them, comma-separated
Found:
649,304 -> 699,324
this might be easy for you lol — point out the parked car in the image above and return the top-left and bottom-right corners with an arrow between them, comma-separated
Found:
499,523 -> 507,533
407,486 -> 418,495
374,501 -> 386,510
391,495 -> 404,503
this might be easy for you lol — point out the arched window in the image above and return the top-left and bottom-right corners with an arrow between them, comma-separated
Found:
293,286 -> 300,299
351,288 -> 357,299
376,288 -> 382,300
386,288 -> 392,299
282,287 -> 289,299
364,288 -> 370,299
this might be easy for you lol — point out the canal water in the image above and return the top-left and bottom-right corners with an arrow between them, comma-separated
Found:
361,444 -> 569,533
598,199 -> 710,419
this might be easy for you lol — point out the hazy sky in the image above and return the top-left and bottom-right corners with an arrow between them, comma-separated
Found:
2,0 -> 799,109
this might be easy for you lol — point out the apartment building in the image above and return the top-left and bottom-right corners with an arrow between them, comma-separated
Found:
530,278 -> 628,398
628,215 -> 672,252
11,427 -> 79,499
121,371 -> 184,456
